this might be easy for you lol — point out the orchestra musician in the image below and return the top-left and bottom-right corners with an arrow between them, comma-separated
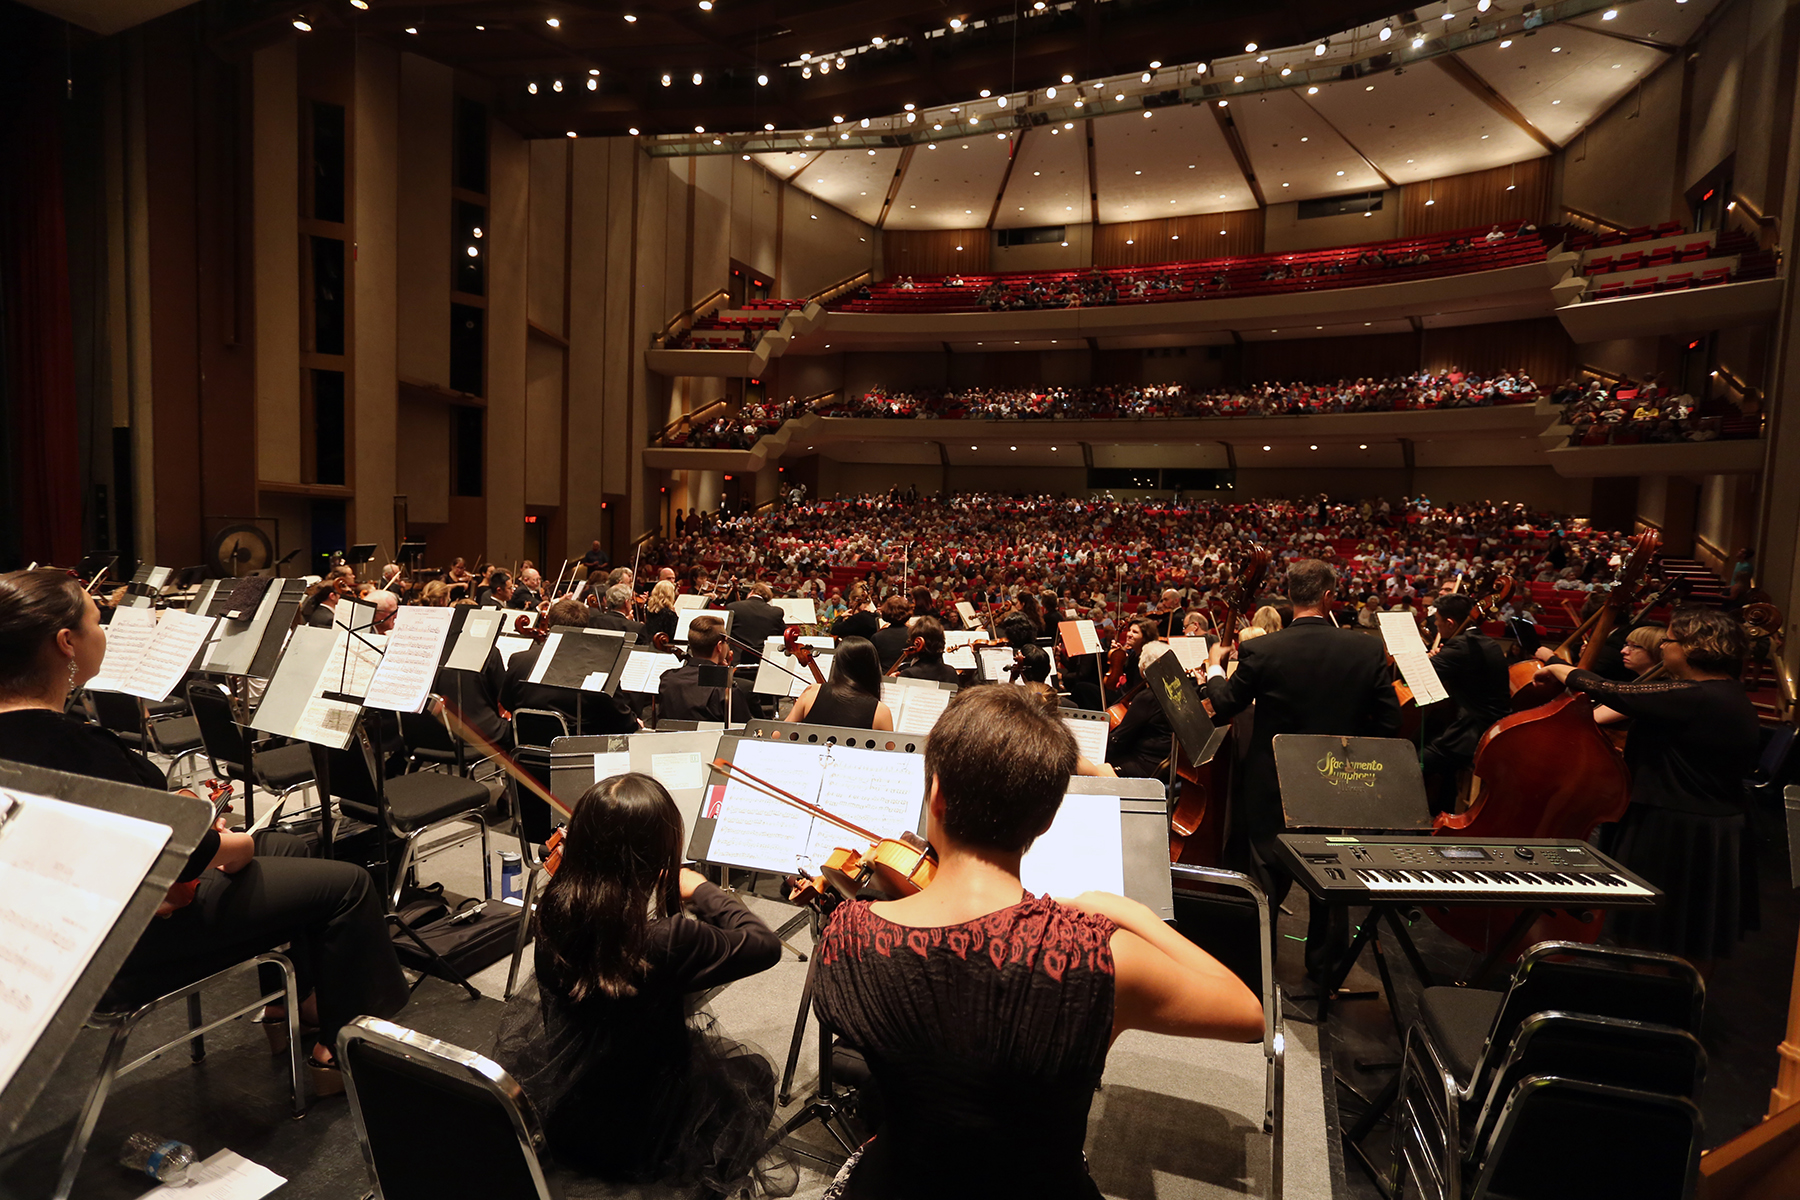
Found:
1530,608 -> 1759,969
1022,682 -> 1116,777
446,556 -> 474,587
811,686 -> 1262,1198
1203,559 -> 1401,979
1152,589 -> 1188,639
492,773 -> 788,1192
785,636 -> 894,730
1105,641 -> 1176,779
870,594 -> 915,671
476,568 -> 513,609
892,615 -> 961,685
642,580 -> 679,645
501,599 -> 640,736
830,581 -> 879,640
723,583 -> 788,663
590,585 -> 646,638
1420,593 -> 1512,814
0,569 -> 407,1094
298,563 -> 356,628
510,567 -> 544,611
656,615 -> 755,724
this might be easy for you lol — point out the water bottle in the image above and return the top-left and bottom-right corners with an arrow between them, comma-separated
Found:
119,1132 -> 195,1184
499,850 -> 523,904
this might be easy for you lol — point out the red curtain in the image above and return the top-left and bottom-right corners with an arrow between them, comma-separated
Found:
0,5 -> 83,568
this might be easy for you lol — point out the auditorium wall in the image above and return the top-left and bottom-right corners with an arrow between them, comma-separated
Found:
1559,51 -> 1681,231
1263,192 -> 1401,253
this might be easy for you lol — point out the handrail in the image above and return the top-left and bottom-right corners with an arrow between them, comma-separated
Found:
1561,206 -> 1632,235
1577,362 -> 1630,386
657,397 -> 730,444
630,527 -> 659,550
654,287 -> 730,349
805,270 -> 871,307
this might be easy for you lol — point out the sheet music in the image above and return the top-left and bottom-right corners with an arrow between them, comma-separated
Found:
527,633 -> 563,684
942,630 -> 981,671
1166,636 -> 1211,672
119,611 -> 218,702
592,750 -> 630,780
1020,792 -> 1124,897
1059,619 -> 1102,657
617,649 -> 682,694
292,695 -> 359,749
977,645 -> 1018,683
675,593 -> 708,611
703,740 -> 926,875
443,609 -> 504,672
139,1148 -> 286,1199
752,636 -> 832,697
954,600 -> 979,628
1378,612 -> 1449,706
771,598 -> 817,624
319,624 -> 384,700
87,606 -> 155,692
1063,715 -> 1109,764
494,635 -> 536,666
673,608 -> 730,643
648,749 -> 707,792
0,789 -> 172,1096
362,606 -> 454,713
889,683 -> 951,735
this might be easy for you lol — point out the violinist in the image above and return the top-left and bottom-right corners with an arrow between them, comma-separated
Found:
870,594 -> 915,670
830,581 -> 879,640
1107,617 -> 1160,694
892,615 -> 961,686
1153,588 -> 1188,639
492,774 -> 789,1192
510,567 -> 544,611
476,569 -> 513,609
1529,609 -> 1758,967
417,579 -> 451,607
642,580 -> 679,645
812,686 -> 1262,1199
656,616 -> 755,724
786,636 -> 894,730
590,585 -> 645,638
298,563 -> 356,628
447,556 -> 473,587
1105,641 -> 1176,779
1419,594 -> 1512,815
1012,644 -> 1052,685
1203,559 -> 1400,981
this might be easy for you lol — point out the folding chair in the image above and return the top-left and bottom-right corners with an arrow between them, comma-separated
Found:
187,682 -> 316,826
338,1017 -> 557,1200
87,689 -> 207,788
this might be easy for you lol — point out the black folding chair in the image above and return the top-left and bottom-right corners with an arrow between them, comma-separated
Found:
1461,1078 -> 1701,1200
338,1017 -> 557,1200
186,682 -> 316,825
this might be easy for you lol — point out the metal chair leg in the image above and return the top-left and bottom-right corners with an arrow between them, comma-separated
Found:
53,1019 -> 138,1200
187,993 -> 205,1063
504,866 -> 541,1001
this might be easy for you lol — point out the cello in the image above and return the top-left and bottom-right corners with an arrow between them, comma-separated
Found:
1425,528 -> 1659,957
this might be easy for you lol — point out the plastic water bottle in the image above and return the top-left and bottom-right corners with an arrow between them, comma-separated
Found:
499,850 -> 523,904
119,1132 -> 195,1184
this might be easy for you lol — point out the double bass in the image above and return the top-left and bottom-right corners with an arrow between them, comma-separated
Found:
1426,528 -> 1659,957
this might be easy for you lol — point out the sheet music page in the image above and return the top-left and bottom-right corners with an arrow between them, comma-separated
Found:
362,606 -> 454,713
892,685 -> 950,735
772,598 -> 817,624
977,645 -> 1017,682
954,600 -> 979,628
673,608 -> 730,643
318,625 -> 384,701
1166,636 -> 1210,672
704,741 -> 926,875
87,605 -> 156,692
1063,716 -> 1109,764
1058,619 -> 1101,657
592,751 -> 630,781
675,593 -> 708,611
1020,792 -> 1124,897
139,1148 -> 286,1199
0,789 -> 172,1096
119,611 -> 218,702
494,635 -> 536,666
1377,612 -> 1449,706
618,649 -> 682,694
648,749 -> 707,792
443,609 -> 504,672
526,633 -> 562,684
292,695 -> 359,749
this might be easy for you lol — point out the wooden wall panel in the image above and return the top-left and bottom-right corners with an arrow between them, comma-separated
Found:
1421,317 -> 1575,389
1238,331 -> 1421,384
880,228 -> 990,276
1093,208 -> 1263,268
1399,157 -> 1553,238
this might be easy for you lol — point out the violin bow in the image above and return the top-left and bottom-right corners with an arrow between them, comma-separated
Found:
724,631 -> 811,687
708,758 -> 879,842
435,698 -> 575,820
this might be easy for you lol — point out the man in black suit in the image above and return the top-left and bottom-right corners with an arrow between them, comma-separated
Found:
657,615 -> 756,724
500,598 -> 640,737
725,582 -> 789,664
590,584 -> 646,639
1107,641 -> 1175,778
508,567 -> 544,611
1421,593 -> 1511,814
1204,558 -> 1401,979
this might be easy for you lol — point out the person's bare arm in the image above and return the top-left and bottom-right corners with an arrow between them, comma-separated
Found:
871,701 -> 895,732
786,684 -> 818,722
1061,891 -> 1263,1043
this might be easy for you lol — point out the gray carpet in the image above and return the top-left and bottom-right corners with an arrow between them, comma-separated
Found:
0,808 -> 1331,1200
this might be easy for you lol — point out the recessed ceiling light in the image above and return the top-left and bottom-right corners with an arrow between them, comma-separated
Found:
1061,74 -> 1073,83
291,14 -> 312,30
1263,445 -> 1271,450
1500,38 -> 1512,47
1365,84 -> 1374,91
980,88 -> 991,97
1337,170 -> 1345,175
566,130 -> 577,138
1360,443 -> 1369,449
404,25 -> 417,33
1412,35 -> 1425,47
1307,86 -> 1319,94
528,81 -> 538,93
1218,99 -> 1228,107
545,17 -> 559,27
1603,7 -> 1617,17
623,12 -> 635,19
1233,75 -> 1244,83
765,122 -> 775,130
1244,41 -> 1257,52
628,127 -> 639,135
1301,136 -> 1308,142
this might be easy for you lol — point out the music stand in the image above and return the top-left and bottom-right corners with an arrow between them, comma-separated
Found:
395,542 -> 426,569
344,544 -> 379,569
0,762 -> 211,1145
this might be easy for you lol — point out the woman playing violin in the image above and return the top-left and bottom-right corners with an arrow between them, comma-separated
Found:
891,615 -> 960,686
813,687 -> 1261,1200
787,636 -> 894,730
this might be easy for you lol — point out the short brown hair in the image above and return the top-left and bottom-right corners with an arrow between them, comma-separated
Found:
1668,607 -> 1746,677
1286,559 -> 1337,607
880,594 -> 913,623
0,570 -> 87,696
546,597 -> 589,629
688,614 -> 727,659
926,685 -> 1077,854
907,614 -> 946,654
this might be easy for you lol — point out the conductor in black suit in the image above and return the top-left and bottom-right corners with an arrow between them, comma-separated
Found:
590,584 -> 646,639
1421,593 -> 1512,814
1204,558 -> 1402,979
724,582 -> 789,663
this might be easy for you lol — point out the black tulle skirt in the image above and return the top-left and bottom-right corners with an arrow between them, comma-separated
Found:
1607,802 -> 1758,962
492,974 -> 797,1197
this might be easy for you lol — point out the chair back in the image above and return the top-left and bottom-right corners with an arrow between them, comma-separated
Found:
85,690 -> 145,746
318,722 -> 388,827
1480,942 -> 1703,1074
1470,1078 -> 1700,1200
399,701 -> 464,769
186,683 -> 252,777
1469,1013 -> 1704,1158
513,708 -> 570,751
339,1017 -> 556,1200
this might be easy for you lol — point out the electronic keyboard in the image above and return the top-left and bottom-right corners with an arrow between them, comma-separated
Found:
1273,834 -> 1661,908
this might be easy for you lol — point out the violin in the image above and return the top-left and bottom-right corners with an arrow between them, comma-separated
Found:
708,757 -> 937,907
1004,648 -> 1028,682
781,626 -> 828,686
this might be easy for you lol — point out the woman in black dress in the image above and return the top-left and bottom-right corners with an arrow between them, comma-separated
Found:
642,579 -> 679,644
492,773 -> 792,1194
0,569 -> 407,1094
787,636 -> 894,730
1532,607 -> 1760,966
830,581 -> 880,641
814,686 -> 1262,1199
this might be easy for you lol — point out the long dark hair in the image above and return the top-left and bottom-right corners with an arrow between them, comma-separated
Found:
827,635 -> 882,699
534,773 -> 684,1002
0,570 -> 87,697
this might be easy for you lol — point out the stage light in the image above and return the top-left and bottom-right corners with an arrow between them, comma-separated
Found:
1061,73 -> 1073,83
695,124 -> 705,132
1379,24 -> 1392,41
980,88 -> 991,97
349,0 -> 366,8
949,17 -> 963,28
553,79 -> 563,91
566,130 -> 577,138
1500,38 -> 1512,47
1308,86 -> 1319,94
1217,99 -> 1228,107
1046,86 -> 1056,98
404,26 -> 416,33
628,127 -> 639,135
692,72 -> 703,84
661,74 -> 671,86
1244,41 -> 1257,52
871,35 -> 883,45
1315,41 -> 1327,55
467,245 -> 479,256
860,117 -> 870,126
623,13 -> 635,20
